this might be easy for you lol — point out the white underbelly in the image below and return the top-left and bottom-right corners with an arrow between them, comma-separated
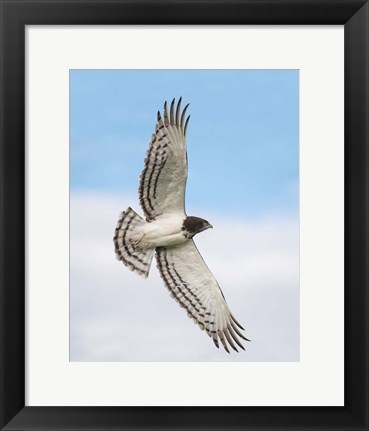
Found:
139,213 -> 186,249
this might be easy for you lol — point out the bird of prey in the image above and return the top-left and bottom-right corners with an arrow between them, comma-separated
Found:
114,98 -> 249,352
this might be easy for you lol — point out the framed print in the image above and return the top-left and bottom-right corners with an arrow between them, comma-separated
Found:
0,1 -> 368,430
26,26 -> 343,408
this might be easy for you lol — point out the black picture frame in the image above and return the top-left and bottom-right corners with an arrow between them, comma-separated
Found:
1,1 -> 368,430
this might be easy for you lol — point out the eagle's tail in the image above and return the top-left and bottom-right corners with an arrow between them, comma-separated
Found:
114,207 -> 154,278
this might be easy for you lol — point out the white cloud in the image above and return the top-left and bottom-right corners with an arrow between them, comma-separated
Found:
70,192 -> 299,362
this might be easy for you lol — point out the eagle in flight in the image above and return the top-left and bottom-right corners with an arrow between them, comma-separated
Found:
114,98 -> 249,352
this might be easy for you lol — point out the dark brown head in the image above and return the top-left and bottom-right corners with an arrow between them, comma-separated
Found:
182,216 -> 213,239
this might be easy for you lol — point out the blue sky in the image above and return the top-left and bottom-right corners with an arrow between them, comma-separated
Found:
70,70 -> 299,218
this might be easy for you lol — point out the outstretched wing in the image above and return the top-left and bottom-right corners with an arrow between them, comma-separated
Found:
155,240 -> 249,352
139,98 -> 190,221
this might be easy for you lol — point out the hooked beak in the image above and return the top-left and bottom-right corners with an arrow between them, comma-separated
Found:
203,222 -> 213,232
198,223 -> 213,234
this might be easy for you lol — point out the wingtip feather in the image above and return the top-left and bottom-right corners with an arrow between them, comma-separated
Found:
218,331 -> 230,353
228,325 -> 245,350
170,98 -> 175,124
175,97 -> 182,125
223,328 -> 239,352
184,115 -> 191,136
231,313 -> 245,330
180,103 -> 190,128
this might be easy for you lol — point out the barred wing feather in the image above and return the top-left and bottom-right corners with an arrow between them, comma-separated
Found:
155,240 -> 249,352
139,98 -> 190,221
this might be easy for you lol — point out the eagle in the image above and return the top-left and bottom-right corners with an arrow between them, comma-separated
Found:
114,98 -> 249,352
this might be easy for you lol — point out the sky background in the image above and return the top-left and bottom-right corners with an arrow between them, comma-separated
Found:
70,70 -> 299,362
